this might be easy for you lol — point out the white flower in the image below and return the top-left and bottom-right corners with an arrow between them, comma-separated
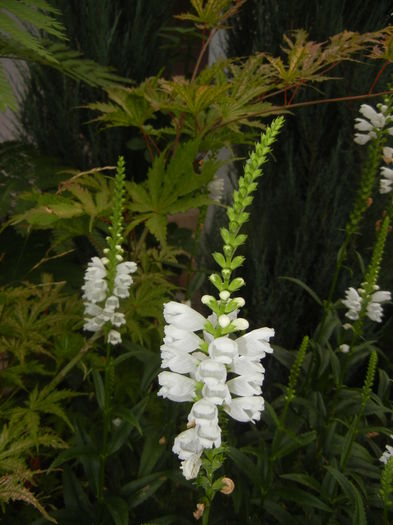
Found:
380,436 -> 393,464
180,454 -> 202,480
196,421 -> 222,448
173,428 -> 203,460
107,329 -> 121,345
339,344 -> 350,354
380,178 -> 393,194
342,287 -> 362,320
196,359 -> 227,385
202,382 -> 231,405
164,325 -> 202,353
383,146 -> 393,164
208,336 -> 238,364
359,104 -> 385,128
160,345 -> 199,374
229,355 -> 264,378
367,290 -> 391,322
224,396 -> 264,423
236,327 -> 274,361
354,133 -> 374,145
157,371 -> 196,402
226,376 -> 262,396
117,261 -> 137,274
164,301 -> 206,331
353,104 -> 387,145
188,399 -> 218,427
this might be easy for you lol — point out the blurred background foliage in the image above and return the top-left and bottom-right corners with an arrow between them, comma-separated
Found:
216,0 -> 393,349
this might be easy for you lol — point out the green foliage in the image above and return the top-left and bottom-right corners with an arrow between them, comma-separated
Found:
0,0 -> 125,113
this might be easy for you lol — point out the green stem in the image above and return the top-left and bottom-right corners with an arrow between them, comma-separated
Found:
97,344 -> 112,502
202,502 -> 211,525
134,226 -> 149,257
46,332 -> 100,393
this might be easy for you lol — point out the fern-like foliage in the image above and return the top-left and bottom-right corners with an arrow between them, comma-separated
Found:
0,0 -> 125,112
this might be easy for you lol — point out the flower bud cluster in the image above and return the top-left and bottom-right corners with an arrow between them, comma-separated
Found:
158,298 -> 273,480
342,284 -> 391,323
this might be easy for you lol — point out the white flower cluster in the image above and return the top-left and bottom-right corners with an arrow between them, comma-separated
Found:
380,435 -> 393,464
157,300 -> 273,480
353,103 -> 393,194
380,146 -> 393,194
354,104 -> 393,146
342,285 -> 391,323
82,256 -> 137,344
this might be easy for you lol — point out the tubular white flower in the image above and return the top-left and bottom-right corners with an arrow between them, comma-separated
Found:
208,336 -> 238,364
164,325 -> 202,352
380,436 -> 393,464
224,396 -> 265,423
380,178 -> 393,194
202,382 -> 231,405
383,146 -> 393,163
107,329 -> 121,345
180,454 -> 202,480
164,301 -> 206,331
196,359 -> 227,385
236,327 -> 274,360
354,133 -> 374,145
157,371 -> 197,402
342,287 -> 362,320
188,399 -> 218,427
196,422 -> 222,448
366,290 -> 391,322
160,346 -> 199,375
173,428 -> 203,460
354,118 -> 374,132
226,376 -> 262,396
230,355 -> 264,378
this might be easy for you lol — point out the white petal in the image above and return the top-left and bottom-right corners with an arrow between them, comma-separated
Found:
208,336 -> 238,364
116,261 -> 137,274
196,422 -> 221,448
180,454 -> 202,479
354,133 -> 371,145
380,179 -> 393,194
202,382 -> 231,405
107,330 -> 121,345
196,359 -> 227,385
366,302 -> 383,322
173,428 -> 202,460
188,399 -> 218,427
371,290 -> 391,303
164,325 -> 202,352
161,345 -> 199,374
229,355 -> 264,377
227,376 -> 263,396
157,371 -> 196,402
224,396 -> 264,423
354,118 -> 373,131
380,166 -> 393,180
164,301 -> 206,331
236,327 -> 274,360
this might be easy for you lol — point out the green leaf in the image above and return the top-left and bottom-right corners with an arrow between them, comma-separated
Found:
276,486 -> 332,512
92,369 -> 105,411
324,466 -> 367,525
62,465 -> 92,514
279,276 -> 322,305
280,473 -> 321,493
104,496 -> 129,525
